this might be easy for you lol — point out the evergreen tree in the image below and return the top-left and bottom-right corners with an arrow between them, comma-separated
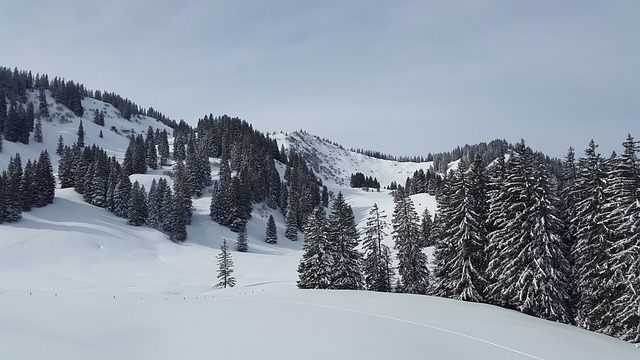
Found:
127,181 -> 147,226
171,161 -> 191,241
33,117 -> 43,143
56,135 -> 64,155
297,206 -> 332,289
392,192 -> 429,294
157,129 -> 170,166
326,192 -> 363,290
265,215 -> 278,244
34,150 -> 55,207
420,207 -> 433,247
76,120 -> 85,148
113,171 -> 132,218
236,222 -> 249,252
5,155 -> 23,222
216,239 -> 236,288
486,140 -> 570,322
362,203 -> 394,292
284,201 -> 299,241
572,140 -> 617,334
146,179 -> 161,229
0,134 -> 3,153
603,134 -> 640,340
38,88 -> 49,120
558,147 -> 578,319
433,158 -> 488,302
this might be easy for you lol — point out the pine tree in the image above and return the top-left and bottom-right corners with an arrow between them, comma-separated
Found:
113,171 -> 132,218
326,192 -> 363,290
38,88 -> 49,120
392,191 -> 429,294
216,239 -> 236,288
486,140 -> 571,322
572,140 -> 621,335
34,150 -> 55,207
76,120 -> 85,148
362,203 -> 394,292
433,158 -> 488,302
127,181 -> 147,226
146,179 -> 161,229
284,202 -> 299,240
33,117 -> 43,143
297,206 -> 332,289
56,135 -> 64,155
265,215 -> 278,244
558,147 -> 578,319
603,134 -> 640,340
5,155 -> 23,222
236,222 -> 249,252
420,207 -> 433,247
158,130 -> 170,166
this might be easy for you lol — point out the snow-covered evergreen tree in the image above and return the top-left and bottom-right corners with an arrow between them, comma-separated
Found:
127,181 -> 147,226
392,190 -> 429,294
362,203 -> 394,292
215,239 -> 236,288
486,140 -> 571,322
297,206 -> 332,289
572,140 -> 618,334
236,222 -> 249,252
433,157 -> 488,302
284,202 -> 299,241
265,215 -> 278,244
326,192 -> 363,290
603,134 -> 640,341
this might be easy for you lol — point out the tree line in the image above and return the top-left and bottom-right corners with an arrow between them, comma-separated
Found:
430,135 -> 640,344
0,151 -> 56,223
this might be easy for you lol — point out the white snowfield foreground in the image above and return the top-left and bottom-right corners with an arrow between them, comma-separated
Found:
1,286 -> 638,360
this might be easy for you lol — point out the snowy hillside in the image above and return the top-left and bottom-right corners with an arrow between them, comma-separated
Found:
1,94 -> 639,359
272,131 -> 433,188
1,189 -> 639,359
0,89 -> 173,172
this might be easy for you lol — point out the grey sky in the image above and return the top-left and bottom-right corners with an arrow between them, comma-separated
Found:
2,1 -> 638,158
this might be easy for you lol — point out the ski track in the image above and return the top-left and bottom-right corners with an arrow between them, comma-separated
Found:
246,296 -> 546,360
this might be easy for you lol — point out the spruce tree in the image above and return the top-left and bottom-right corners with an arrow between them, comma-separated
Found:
392,191 -> 429,294
34,150 -> 55,207
127,181 -> 147,226
603,134 -> 640,340
56,135 -> 64,155
362,203 -> 394,292
33,117 -> 43,143
236,222 -> 249,252
572,140 -> 617,334
216,239 -> 236,288
284,202 -> 299,240
326,192 -> 363,290
113,171 -> 132,218
146,179 -> 161,229
76,120 -> 85,148
265,215 -> 278,244
420,207 -> 433,247
486,140 -> 570,322
297,206 -> 332,289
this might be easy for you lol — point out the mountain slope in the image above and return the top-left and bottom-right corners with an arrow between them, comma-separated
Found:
272,131 -> 433,188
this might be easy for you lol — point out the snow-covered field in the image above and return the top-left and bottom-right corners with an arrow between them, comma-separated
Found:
1,94 -> 639,359
2,183 -> 638,360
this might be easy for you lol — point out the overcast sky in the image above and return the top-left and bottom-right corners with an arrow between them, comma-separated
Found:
2,1 -> 638,158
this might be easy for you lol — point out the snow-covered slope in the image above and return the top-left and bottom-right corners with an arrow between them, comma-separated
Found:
0,90 -> 173,172
272,131 -> 433,188
1,96 -> 638,359
1,187 -> 638,359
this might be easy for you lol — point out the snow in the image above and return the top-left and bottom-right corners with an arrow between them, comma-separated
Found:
1,94 -> 639,359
